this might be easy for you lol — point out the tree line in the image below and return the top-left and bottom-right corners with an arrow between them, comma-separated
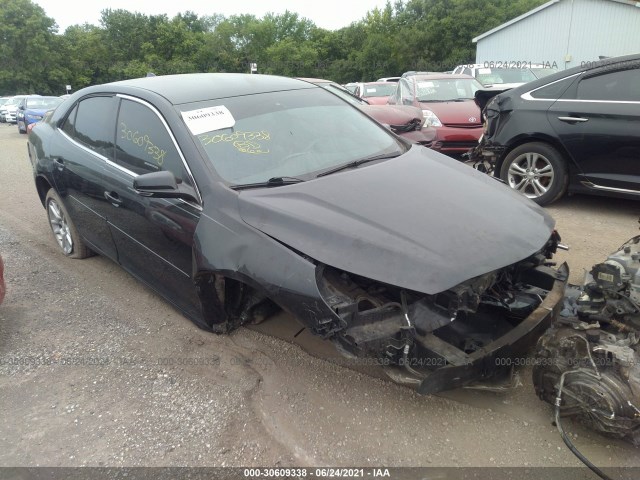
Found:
0,0 -> 545,95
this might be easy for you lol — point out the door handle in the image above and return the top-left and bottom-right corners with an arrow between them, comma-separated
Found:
52,157 -> 64,171
104,191 -> 123,207
558,116 -> 589,123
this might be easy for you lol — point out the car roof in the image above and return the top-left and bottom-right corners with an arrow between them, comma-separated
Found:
98,73 -> 316,105
363,81 -> 395,86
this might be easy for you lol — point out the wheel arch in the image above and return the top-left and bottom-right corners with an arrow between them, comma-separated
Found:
193,268 -> 279,333
35,175 -> 53,207
495,133 -> 577,178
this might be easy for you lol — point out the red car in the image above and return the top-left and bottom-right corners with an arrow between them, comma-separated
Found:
354,81 -> 398,105
303,79 -> 436,147
387,73 -> 484,155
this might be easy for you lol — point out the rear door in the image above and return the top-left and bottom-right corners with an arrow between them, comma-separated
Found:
102,95 -> 203,319
49,95 -> 119,259
548,67 -> 640,192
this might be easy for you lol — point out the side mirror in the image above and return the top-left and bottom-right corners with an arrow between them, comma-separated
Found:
133,170 -> 199,204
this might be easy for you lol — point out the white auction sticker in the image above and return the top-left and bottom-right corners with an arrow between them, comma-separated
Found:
181,106 -> 235,135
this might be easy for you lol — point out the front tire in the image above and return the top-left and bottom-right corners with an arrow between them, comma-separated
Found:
45,189 -> 93,259
500,142 -> 568,206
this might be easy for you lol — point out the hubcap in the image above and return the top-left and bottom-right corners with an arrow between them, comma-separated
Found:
48,200 -> 73,254
507,152 -> 555,199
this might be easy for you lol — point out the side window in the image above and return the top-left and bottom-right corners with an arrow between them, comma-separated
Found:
463,67 -> 472,76
530,76 -> 576,99
72,96 -> 118,159
61,105 -> 78,137
116,99 -> 191,185
577,69 -> 640,101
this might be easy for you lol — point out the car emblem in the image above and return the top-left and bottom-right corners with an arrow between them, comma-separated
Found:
469,116 -> 477,123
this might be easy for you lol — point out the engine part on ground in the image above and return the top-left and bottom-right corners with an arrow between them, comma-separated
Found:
533,234 -> 640,446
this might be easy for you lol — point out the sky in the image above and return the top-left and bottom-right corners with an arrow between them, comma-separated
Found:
33,0 -> 392,32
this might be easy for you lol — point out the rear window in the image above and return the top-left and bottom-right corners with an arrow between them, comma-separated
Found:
530,76 -> 576,100
68,96 -> 118,159
577,69 -> 640,101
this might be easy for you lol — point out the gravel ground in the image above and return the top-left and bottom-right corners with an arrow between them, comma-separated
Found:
0,123 -> 639,473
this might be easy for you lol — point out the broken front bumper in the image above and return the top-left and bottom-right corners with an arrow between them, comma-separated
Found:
385,263 -> 569,395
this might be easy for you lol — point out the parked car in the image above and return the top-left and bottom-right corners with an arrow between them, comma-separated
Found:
16,96 -> 64,134
353,82 -> 397,105
27,109 -> 56,135
452,64 -> 558,89
304,78 -> 435,146
28,73 -> 566,394
0,97 -> 9,124
471,53 -> 640,206
387,72 -> 484,155
1,95 -> 31,124
1,96 -> 16,123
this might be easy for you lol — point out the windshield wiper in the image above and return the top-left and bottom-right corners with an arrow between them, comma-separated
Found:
230,176 -> 305,190
316,151 -> 402,178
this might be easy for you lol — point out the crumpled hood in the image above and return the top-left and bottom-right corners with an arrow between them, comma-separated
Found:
237,146 -> 555,294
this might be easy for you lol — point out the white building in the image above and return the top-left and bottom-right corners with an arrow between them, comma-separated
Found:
473,0 -> 640,70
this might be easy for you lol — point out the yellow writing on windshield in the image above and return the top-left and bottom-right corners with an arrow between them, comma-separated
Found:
199,131 -> 270,154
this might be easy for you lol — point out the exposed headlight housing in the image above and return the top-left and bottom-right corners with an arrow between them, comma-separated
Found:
422,110 -> 442,127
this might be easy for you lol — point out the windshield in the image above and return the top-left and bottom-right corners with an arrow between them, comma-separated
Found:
362,83 -> 396,97
187,88 -> 404,186
475,68 -> 537,85
26,96 -> 63,109
415,78 -> 483,102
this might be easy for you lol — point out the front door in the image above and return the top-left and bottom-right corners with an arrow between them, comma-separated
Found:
103,96 -> 203,320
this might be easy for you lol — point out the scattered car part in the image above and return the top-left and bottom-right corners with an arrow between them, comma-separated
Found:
533,231 -> 640,446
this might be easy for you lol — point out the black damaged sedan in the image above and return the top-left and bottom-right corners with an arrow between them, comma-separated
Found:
28,74 -> 567,394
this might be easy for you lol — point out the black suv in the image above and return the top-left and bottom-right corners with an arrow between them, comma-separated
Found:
474,54 -> 640,206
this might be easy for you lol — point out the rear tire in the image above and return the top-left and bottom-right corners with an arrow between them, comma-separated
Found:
45,189 -> 93,259
500,142 -> 568,206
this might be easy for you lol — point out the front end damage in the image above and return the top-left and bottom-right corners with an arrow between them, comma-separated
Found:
313,233 -> 568,394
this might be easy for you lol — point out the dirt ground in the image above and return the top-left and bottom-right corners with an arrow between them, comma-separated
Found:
0,123 -> 639,474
